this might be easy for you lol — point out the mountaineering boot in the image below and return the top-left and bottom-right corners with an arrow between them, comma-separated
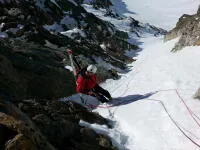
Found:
96,94 -> 109,103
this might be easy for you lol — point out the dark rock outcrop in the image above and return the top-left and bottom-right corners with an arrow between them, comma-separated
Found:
0,39 -> 75,101
5,134 -> 38,150
0,0 -> 143,100
194,87 -> 200,100
0,99 -> 116,150
91,0 -> 113,9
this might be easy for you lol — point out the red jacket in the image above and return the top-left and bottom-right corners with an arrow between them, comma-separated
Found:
76,72 -> 97,94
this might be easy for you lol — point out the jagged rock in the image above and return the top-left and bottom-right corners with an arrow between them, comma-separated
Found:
194,87 -> 200,100
1,22 -> 18,32
91,0 -> 113,9
0,0 -> 140,85
197,5 -> 200,14
33,114 -> 80,149
0,100 -> 56,150
0,99 -> 116,150
5,134 -> 37,150
0,0 -> 138,68
79,127 -> 113,149
80,127 -> 99,145
164,8 -> 200,51
7,7 -> 22,17
0,39 -> 76,100
98,135 -> 112,148
0,124 -> 18,149
19,99 -> 110,126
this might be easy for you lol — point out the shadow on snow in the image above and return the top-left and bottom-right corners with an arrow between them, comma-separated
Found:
108,91 -> 157,106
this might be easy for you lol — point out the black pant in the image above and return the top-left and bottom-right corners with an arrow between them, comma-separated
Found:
92,85 -> 111,103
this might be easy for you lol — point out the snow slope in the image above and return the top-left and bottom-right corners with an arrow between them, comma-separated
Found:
98,36 -> 200,150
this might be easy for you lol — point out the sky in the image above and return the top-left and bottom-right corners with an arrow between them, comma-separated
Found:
63,0 -> 200,150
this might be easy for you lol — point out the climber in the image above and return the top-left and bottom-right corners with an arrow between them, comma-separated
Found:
76,64 -> 112,103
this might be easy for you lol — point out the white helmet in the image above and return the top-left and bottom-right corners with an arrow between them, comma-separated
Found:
87,64 -> 97,73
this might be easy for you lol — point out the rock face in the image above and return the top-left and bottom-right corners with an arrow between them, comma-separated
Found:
0,99 -> 116,150
0,0 -> 166,100
164,6 -> 200,51
0,0 -> 140,100
91,0 -> 113,10
194,87 -> 200,100
0,39 -> 76,101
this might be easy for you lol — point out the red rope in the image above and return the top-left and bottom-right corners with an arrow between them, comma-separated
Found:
155,89 -> 200,126
87,88 -> 200,127
147,98 -> 200,148
84,88 -> 200,148
175,89 -> 200,127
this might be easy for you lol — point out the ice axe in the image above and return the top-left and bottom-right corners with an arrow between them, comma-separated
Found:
67,49 -> 76,77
